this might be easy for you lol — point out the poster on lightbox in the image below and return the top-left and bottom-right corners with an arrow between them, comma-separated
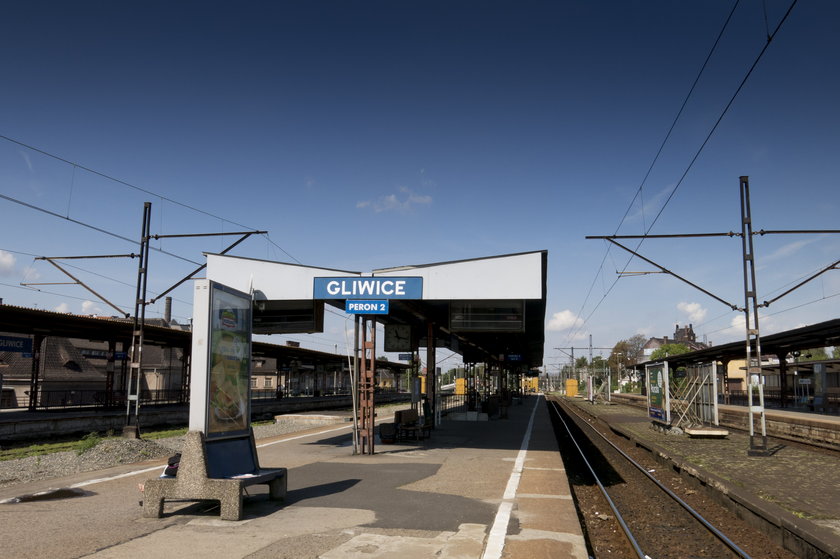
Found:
206,283 -> 252,438
646,362 -> 670,423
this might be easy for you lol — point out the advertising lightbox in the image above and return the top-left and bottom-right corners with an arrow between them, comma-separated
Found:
646,362 -> 670,423
190,280 -> 252,439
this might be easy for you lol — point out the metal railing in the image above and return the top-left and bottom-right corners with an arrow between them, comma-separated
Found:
2,386 -> 411,412
1,389 -> 186,411
723,389 -> 839,415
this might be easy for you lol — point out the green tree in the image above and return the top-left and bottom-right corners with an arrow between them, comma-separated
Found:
800,347 -> 829,361
609,341 -> 630,371
625,334 -> 647,364
649,343 -> 690,361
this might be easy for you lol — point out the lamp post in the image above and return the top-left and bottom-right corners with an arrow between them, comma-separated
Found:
613,352 -> 623,391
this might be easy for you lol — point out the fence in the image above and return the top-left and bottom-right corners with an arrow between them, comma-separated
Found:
2,387 -> 411,412
438,392 -> 469,415
725,389 -> 839,414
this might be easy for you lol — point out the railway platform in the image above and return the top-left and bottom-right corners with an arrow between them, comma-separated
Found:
0,395 -> 587,559
563,396 -> 840,559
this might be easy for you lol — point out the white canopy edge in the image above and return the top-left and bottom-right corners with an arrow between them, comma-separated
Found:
374,251 -> 544,300
206,254 -> 359,300
206,250 -> 544,301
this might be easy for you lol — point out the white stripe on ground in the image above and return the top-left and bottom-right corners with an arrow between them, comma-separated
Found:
481,396 -> 539,559
71,465 -> 163,488
66,413 -> 395,488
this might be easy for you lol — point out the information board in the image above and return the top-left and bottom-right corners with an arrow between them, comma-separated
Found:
646,362 -> 670,423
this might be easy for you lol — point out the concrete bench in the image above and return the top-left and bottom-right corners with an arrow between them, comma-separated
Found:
142,429 -> 287,521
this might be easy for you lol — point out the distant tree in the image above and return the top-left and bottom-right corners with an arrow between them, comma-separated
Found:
609,334 -> 647,368
609,341 -> 630,371
626,334 -> 647,364
649,343 -> 690,361
800,347 -> 830,362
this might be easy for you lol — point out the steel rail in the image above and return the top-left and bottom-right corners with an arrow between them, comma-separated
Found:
549,401 -> 646,559
553,399 -> 752,559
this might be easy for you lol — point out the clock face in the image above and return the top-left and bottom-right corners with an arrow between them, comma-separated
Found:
384,324 -> 412,352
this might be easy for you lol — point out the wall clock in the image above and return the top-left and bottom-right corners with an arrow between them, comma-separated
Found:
384,324 -> 412,352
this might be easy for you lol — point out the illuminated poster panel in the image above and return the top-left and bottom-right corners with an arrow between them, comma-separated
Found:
646,362 -> 670,423
203,281 -> 252,439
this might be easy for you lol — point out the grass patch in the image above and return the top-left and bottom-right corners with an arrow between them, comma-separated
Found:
76,432 -> 102,455
0,431 -> 110,461
141,427 -> 188,440
0,425 -> 188,461
0,440 -> 82,461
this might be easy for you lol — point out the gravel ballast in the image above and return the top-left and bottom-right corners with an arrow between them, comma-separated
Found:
0,420 -> 337,490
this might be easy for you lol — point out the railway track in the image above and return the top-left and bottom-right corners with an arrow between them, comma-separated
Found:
548,397 -> 797,559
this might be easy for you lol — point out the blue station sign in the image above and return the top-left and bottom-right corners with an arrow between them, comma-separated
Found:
0,335 -> 33,354
314,277 -> 423,300
345,300 -> 389,315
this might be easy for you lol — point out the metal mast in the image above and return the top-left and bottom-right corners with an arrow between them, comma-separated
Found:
739,177 -> 768,455
125,202 -> 152,437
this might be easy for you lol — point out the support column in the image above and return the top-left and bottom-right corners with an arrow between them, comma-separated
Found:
180,345 -> 190,404
358,317 -> 376,454
426,321 -> 436,428
776,350 -> 789,409
719,358 -> 731,404
27,334 -> 44,412
105,340 -> 116,407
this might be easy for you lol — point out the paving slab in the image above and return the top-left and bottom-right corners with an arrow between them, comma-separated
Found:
0,396 -> 587,559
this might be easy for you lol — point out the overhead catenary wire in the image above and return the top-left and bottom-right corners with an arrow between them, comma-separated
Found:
0,192 -> 202,266
3,134 -> 253,232
565,0 -> 799,346
565,0 -> 741,345
1,246 -> 193,308
0,133 -> 301,265
0,133 -> 306,320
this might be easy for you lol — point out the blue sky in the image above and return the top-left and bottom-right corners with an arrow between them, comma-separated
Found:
1,1 -> 838,370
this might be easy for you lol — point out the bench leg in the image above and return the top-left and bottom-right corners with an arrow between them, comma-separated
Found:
220,486 -> 244,521
268,472 -> 287,501
142,483 -> 166,518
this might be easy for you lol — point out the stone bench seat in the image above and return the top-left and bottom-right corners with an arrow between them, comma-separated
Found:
142,430 -> 287,521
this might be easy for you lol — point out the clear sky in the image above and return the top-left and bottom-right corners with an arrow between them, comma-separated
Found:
1,1 -> 838,371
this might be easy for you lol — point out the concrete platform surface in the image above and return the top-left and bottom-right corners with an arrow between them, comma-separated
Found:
0,395 -> 586,559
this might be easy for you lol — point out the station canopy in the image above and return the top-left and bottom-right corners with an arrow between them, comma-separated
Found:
205,250 -> 547,368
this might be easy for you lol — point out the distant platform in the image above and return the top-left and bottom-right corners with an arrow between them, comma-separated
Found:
684,427 -> 729,438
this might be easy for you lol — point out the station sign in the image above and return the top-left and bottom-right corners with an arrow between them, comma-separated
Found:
0,335 -> 33,355
314,277 -> 422,299
345,300 -> 389,315
398,353 -> 413,361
